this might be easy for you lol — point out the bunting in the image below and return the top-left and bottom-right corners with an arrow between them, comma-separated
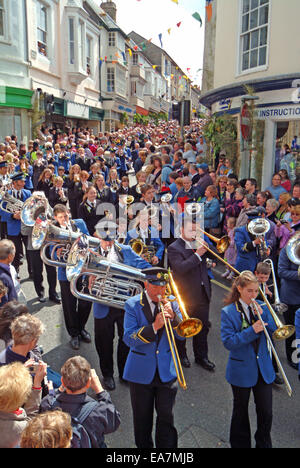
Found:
206,0 -> 213,22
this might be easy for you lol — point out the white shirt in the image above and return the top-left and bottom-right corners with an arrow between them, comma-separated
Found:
239,299 -> 255,323
145,290 -> 159,335
101,244 -> 119,263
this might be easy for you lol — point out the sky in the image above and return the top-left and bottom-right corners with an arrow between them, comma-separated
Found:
113,0 -> 206,86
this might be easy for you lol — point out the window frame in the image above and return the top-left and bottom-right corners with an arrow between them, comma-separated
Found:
68,16 -> 75,65
86,35 -> 92,76
107,66 -> 115,93
237,0 -> 271,76
36,0 -> 48,57
0,0 -> 6,40
108,31 -> 116,47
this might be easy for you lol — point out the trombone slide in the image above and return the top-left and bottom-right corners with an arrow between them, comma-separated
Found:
251,300 -> 292,397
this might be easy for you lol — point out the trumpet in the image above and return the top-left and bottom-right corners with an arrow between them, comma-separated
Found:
129,238 -> 156,264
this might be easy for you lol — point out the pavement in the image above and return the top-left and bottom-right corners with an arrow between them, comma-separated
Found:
18,262 -> 300,449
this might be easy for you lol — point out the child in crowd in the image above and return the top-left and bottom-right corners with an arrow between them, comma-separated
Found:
222,217 -> 237,280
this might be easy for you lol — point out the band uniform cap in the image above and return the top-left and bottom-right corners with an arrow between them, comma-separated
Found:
10,172 -> 26,182
197,163 -> 209,171
95,220 -> 118,241
246,209 -> 261,220
0,161 -> 8,168
144,267 -> 170,285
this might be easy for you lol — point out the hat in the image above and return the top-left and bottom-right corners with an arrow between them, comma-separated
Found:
246,209 -> 261,220
144,267 -> 170,286
256,206 -> 266,216
95,220 -> 118,241
197,163 -> 209,172
10,172 -> 26,182
0,161 -> 8,168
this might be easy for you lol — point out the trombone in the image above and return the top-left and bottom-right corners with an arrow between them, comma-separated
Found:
251,299 -> 292,397
185,203 -> 230,254
263,259 -> 288,315
157,271 -> 203,390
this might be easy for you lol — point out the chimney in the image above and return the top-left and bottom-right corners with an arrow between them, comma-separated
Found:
100,0 -> 117,22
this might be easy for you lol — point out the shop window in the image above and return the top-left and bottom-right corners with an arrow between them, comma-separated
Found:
86,36 -> 92,76
240,0 -> 270,73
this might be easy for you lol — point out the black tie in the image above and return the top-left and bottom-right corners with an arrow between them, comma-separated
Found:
248,305 -> 257,325
153,303 -> 159,320
103,250 -> 108,258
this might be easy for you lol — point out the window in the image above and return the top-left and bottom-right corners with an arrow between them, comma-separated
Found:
240,0 -> 269,73
132,53 -> 138,66
107,67 -> 115,92
108,32 -> 116,47
78,20 -> 84,69
0,0 -> 5,38
69,18 -> 75,64
116,68 -> 126,96
86,36 -> 92,75
36,1 -> 48,56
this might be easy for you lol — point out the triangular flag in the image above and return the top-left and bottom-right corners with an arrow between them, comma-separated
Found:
177,22 -> 182,27
167,28 -> 171,35
158,33 -> 163,48
171,0 -> 178,3
134,45 -> 138,51
152,65 -> 158,69
192,12 -> 202,27
141,42 -> 146,51
206,1 -> 213,22
127,48 -> 132,57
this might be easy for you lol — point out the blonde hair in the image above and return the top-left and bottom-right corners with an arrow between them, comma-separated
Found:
0,362 -> 32,412
11,314 -> 45,345
20,411 -> 72,448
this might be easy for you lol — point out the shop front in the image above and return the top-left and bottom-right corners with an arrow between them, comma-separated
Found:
0,87 -> 33,144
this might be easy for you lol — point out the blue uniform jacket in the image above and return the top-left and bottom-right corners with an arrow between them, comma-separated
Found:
221,301 -> 277,387
93,243 -> 150,319
234,226 -> 268,273
56,219 -> 90,281
278,246 -> 300,305
123,292 -> 184,384
0,263 -> 18,306
125,227 -> 165,261
1,189 -> 32,235
294,308 -> 300,377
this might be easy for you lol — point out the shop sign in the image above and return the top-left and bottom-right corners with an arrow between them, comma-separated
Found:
257,105 -> 300,120
65,101 -> 89,119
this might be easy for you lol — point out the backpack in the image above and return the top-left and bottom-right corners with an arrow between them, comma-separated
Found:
50,398 -> 98,448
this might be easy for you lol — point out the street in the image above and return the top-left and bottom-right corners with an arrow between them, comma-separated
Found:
18,262 -> 300,449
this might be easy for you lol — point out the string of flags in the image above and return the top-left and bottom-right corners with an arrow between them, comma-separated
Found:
99,0 -> 214,83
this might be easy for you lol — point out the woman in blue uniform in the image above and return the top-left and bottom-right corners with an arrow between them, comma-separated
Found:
221,270 -> 277,448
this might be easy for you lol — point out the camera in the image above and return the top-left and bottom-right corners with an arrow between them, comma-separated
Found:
29,362 -> 40,375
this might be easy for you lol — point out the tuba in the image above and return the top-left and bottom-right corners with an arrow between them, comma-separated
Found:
66,237 -> 146,307
248,218 -> 270,258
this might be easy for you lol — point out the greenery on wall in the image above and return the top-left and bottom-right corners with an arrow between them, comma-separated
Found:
202,113 -> 238,169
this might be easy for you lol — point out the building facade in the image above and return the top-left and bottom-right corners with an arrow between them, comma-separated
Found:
0,0 -> 32,143
200,0 -> 300,187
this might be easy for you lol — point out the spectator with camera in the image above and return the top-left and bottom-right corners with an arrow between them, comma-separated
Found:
40,356 -> 121,448
0,361 -> 47,448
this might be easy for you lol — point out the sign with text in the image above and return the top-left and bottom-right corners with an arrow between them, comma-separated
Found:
257,105 -> 300,120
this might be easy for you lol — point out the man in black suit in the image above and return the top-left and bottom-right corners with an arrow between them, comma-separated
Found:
168,216 -> 216,371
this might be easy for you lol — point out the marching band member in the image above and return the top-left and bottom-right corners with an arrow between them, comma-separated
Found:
123,267 -> 184,448
125,208 -> 165,266
52,204 -> 92,350
0,161 -> 10,239
235,210 -> 271,273
168,215 -> 215,371
78,186 -> 101,236
1,172 -> 32,278
221,271 -> 277,448
92,220 -> 150,392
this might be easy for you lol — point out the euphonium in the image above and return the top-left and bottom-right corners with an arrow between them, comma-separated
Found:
33,214 -> 100,268
21,192 -> 53,227
0,192 -> 24,214
286,231 -> 300,275
66,237 -> 146,307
